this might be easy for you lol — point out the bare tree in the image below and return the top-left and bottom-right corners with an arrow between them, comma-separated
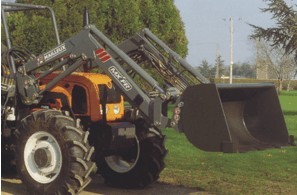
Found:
256,39 -> 297,91
250,0 -> 297,77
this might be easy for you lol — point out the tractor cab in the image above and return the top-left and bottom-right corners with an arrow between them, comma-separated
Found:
38,72 -> 125,122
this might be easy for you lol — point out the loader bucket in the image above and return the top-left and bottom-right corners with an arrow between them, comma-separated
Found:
178,83 -> 290,153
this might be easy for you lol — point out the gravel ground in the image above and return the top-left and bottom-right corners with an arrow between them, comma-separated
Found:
1,174 -> 207,195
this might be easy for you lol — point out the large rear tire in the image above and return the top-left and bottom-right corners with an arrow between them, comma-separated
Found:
16,110 -> 95,194
96,124 -> 167,188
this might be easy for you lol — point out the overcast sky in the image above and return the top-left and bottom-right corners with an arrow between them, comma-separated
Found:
174,0 -> 296,67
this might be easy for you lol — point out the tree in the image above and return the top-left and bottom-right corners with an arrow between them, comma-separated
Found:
3,8 -> 58,54
8,0 -> 188,57
138,0 -> 188,56
197,60 -> 215,79
215,54 -> 225,78
255,39 -> 296,91
250,0 -> 297,75
231,62 -> 256,78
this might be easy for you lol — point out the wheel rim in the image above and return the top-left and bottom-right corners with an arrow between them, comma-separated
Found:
104,136 -> 140,173
24,131 -> 62,184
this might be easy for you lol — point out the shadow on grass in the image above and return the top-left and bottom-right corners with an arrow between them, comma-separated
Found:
284,111 -> 297,115
84,175 -> 206,195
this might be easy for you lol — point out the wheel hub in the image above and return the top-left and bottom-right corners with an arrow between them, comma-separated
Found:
105,135 -> 140,173
34,147 -> 52,168
24,131 -> 62,184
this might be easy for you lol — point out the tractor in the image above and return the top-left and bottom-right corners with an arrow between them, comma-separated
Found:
1,2 -> 294,194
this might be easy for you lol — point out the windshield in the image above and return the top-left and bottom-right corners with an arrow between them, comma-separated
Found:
98,84 -> 121,104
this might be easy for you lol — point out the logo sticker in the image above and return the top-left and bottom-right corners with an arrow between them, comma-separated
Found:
44,43 -> 66,61
95,48 -> 111,63
108,66 -> 132,91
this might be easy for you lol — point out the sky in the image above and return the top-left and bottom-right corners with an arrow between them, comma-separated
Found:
174,0 -> 296,67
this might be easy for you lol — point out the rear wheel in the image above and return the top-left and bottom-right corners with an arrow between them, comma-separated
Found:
96,123 -> 167,188
16,110 -> 95,194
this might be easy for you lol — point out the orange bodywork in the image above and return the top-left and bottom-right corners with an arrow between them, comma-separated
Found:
38,72 -> 124,122
39,85 -> 68,110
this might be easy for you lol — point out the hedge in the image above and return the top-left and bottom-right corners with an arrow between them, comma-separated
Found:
211,78 -> 297,90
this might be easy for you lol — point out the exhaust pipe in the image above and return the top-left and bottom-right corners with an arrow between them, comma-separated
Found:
177,83 -> 292,153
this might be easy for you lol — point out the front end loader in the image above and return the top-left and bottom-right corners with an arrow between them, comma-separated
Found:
116,28 -> 295,153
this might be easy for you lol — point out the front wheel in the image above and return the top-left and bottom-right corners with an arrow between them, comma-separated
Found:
96,125 -> 167,188
16,110 -> 95,194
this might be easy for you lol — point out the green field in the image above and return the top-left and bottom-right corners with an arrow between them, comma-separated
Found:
160,92 -> 297,194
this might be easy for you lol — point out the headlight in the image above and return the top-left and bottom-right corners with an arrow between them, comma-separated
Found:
100,105 -> 108,115
113,105 -> 120,114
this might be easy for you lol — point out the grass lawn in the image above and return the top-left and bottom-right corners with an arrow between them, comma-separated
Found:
160,91 -> 297,194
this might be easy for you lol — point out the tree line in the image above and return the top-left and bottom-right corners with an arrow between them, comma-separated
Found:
4,0 -> 188,57
197,57 -> 256,80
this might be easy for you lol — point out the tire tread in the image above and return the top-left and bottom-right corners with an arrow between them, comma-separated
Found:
16,110 -> 94,194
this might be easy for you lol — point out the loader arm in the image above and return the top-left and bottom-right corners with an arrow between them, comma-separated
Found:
115,28 -> 210,92
16,25 -> 171,130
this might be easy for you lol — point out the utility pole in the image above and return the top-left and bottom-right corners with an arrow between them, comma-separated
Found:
229,17 -> 233,84
215,44 -> 220,78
